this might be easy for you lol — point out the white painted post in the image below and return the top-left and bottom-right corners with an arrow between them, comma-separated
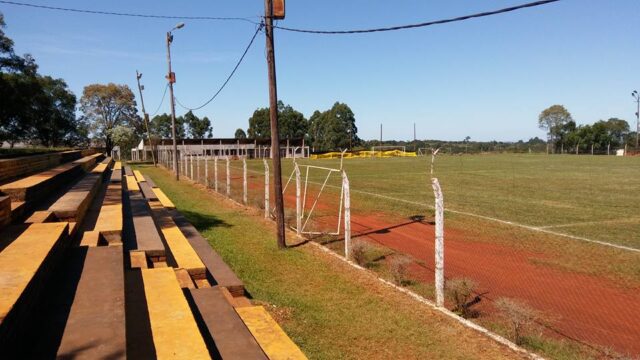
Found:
226,157 -> 230,197
243,158 -> 248,205
214,157 -> 219,192
431,178 -> 445,308
263,159 -> 270,219
205,157 -> 209,187
197,154 -> 201,182
190,154 -> 194,179
342,171 -> 351,259
295,163 -> 302,236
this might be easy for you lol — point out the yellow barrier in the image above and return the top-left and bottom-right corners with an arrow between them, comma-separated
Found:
311,150 -> 417,159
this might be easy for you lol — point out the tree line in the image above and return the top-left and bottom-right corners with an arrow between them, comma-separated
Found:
538,104 -> 636,154
239,100 -> 360,152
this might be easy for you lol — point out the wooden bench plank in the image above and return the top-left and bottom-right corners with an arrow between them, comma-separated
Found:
126,176 -> 140,193
114,162 -> 122,171
139,181 -> 158,201
151,208 -> 206,280
151,188 -> 175,209
133,170 -> 146,183
123,166 -> 134,177
57,246 -> 125,359
48,173 -> 102,223
79,230 -> 103,247
143,175 -> 157,188
0,222 -> 69,344
24,210 -> 56,224
0,162 -> 83,202
189,286 -> 268,360
72,153 -> 103,172
130,251 -> 148,269
141,268 -> 210,360
94,180 -> 123,244
169,209 -> 245,296
129,195 -> 165,261
236,306 -> 308,360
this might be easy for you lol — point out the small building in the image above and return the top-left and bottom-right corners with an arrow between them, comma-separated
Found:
131,138 -> 309,162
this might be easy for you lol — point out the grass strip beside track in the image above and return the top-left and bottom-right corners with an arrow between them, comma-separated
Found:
135,164 -> 525,360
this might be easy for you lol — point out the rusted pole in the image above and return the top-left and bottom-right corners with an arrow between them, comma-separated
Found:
264,0 -> 286,249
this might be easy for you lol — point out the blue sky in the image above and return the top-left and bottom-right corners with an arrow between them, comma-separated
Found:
2,0 -> 639,141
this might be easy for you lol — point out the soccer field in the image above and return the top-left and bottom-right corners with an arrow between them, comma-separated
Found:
278,153 -> 640,250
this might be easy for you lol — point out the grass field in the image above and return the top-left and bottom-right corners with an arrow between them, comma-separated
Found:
136,164 -> 528,360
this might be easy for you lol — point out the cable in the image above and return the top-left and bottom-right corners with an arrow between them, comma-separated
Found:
272,0 -> 561,34
0,0 -> 257,23
175,22 -> 264,111
150,84 -> 169,117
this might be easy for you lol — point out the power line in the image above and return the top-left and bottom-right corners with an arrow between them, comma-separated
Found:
175,23 -> 264,112
272,0 -> 561,34
0,0 -> 257,23
150,84 -> 169,117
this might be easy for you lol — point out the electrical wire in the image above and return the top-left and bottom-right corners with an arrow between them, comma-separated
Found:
150,83 -> 169,117
271,0 -> 561,34
0,0 -> 257,23
175,22 -> 264,111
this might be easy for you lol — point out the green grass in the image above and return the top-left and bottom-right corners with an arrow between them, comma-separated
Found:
137,164 -> 525,360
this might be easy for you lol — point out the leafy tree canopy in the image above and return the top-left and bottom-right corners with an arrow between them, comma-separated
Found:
183,110 -> 212,138
150,113 -> 185,140
235,128 -> 247,139
247,101 -> 308,139
80,83 -> 140,153
308,102 -> 360,151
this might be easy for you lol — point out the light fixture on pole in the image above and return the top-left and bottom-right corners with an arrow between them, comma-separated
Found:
166,22 -> 184,180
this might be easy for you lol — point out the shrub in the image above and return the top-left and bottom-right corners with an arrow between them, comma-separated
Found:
495,297 -> 541,345
445,278 -> 479,318
389,255 -> 412,286
350,240 -> 369,266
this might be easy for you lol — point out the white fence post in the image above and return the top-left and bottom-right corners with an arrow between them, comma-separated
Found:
197,154 -> 201,182
431,177 -> 445,308
243,158 -> 248,205
295,163 -> 302,236
205,157 -> 209,187
263,159 -> 270,219
214,157 -> 219,192
190,154 -> 194,179
342,171 -> 351,259
226,157 -> 231,197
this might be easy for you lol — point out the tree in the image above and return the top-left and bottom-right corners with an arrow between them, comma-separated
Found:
30,76 -> 79,147
80,83 -> 139,153
150,113 -> 185,139
308,102 -> 360,151
235,128 -> 247,139
183,110 -> 212,138
247,101 -> 308,139
107,125 -> 138,159
538,105 -> 572,153
604,118 -> 629,147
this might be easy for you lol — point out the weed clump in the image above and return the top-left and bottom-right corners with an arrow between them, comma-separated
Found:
350,240 -> 370,266
445,278 -> 480,318
389,255 -> 412,286
495,297 -> 542,345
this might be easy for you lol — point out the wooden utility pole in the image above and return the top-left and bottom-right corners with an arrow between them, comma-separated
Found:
264,0 -> 286,249
166,25 -> 183,181
135,71 -> 157,166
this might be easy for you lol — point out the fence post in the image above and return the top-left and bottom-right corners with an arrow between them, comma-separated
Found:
197,154 -> 201,182
263,159 -> 269,219
226,157 -> 231,198
190,154 -> 194,179
342,171 -> 351,259
204,157 -> 209,187
295,163 -> 302,236
243,158 -> 248,205
431,177 -> 445,308
214,157 -> 218,192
